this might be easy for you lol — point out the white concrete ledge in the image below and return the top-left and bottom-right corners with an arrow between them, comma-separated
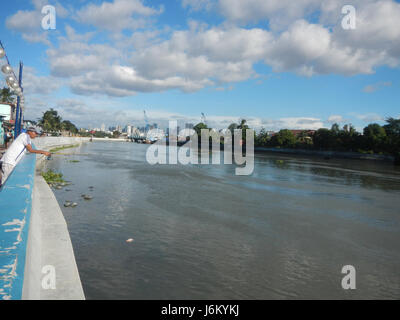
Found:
22,137 -> 87,300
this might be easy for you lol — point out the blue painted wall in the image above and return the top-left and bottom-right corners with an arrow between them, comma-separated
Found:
0,153 -> 36,300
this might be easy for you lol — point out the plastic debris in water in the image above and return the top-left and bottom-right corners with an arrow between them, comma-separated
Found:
126,239 -> 134,243
71,203 -> 78,208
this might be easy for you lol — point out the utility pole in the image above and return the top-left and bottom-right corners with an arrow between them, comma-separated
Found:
14,62 -> 23,137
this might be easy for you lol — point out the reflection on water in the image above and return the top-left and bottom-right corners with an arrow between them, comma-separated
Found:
44,142 -> 400,299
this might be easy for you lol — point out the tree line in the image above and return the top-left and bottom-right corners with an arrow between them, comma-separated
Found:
193,118 -> 400,160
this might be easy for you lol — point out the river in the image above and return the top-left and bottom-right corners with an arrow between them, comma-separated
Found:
44,141 -> 400,299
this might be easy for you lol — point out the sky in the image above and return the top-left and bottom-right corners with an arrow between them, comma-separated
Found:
0,0 -> 399,131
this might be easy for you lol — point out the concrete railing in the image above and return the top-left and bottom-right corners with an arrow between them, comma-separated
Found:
0,153 -> 36,300
0,137 -> 87,300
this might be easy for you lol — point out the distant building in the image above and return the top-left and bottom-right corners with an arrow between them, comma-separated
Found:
101,123 -> 106,132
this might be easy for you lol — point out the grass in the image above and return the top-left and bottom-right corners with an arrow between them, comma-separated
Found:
42,169 -> 66,184
49,144 -> 79,153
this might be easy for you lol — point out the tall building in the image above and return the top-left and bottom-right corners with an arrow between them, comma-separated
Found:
101,123 -> 106,132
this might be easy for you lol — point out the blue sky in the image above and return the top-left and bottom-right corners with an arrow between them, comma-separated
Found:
1,0 -> 399,131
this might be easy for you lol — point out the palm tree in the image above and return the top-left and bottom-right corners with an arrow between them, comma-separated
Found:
0,87 -> 16,104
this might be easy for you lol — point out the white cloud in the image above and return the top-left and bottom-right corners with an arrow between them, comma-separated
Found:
353,113 -> 384,122
11,0 -> 400,98
5,0 -> 69,45
363,81 -> 392,93
22,66 -> 63,95
218,0 -> 320,30
326,115 -> 346,124
182,0 -> 215,12
76,0 -> 163,31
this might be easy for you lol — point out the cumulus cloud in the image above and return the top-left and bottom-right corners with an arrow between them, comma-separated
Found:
22,66 -> 63,95
182,0 -> 215,12
76,0 -> 163,31
9,0 -> 400,98
5,0 -> 69,45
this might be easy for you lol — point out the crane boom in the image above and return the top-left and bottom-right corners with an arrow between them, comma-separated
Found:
201,112 -> 206,125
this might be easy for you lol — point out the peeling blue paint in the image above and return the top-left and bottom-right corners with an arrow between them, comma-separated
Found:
0,153 -> 36,300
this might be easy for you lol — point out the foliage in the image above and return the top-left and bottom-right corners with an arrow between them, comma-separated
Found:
252,119 -> 400,157
112,130 -> 121,138
38,108 -> 78,134
193,122 -> 209,136
0,87 -> 16,103
61,120 -> 78,134
42,169 -> 65,184
270,129 -> 297,147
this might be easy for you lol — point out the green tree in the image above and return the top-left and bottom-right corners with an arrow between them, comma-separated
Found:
383,117 -> 400,136
383,118 -> 400,156
271,129 -> 297,147
0,87 -> 16,103
61,120 -> 78,134
339,124 -> 360,151
313,128 -> 337,150
38,108 -> 62,132
363,123 -> 386,153
193,122 -> 209,136
112,130 -> 121,138
228,123 -> 238,134
255,128 -> 270,147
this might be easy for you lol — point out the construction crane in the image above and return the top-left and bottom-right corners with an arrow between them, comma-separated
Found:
201,112 -> 207,126
143,110 -> 150,133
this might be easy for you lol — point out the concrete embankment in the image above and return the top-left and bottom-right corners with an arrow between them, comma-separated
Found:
0,137 -> 88,300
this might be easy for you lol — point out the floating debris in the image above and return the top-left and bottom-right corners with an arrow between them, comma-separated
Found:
56,186 -> 63,190
82,195 -> 93,200
126,239 -> 134,243
64,201 -> 72,207
71,203 -> 78,208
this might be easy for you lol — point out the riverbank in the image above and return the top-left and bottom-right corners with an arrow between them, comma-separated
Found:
254,147 -> 396,162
